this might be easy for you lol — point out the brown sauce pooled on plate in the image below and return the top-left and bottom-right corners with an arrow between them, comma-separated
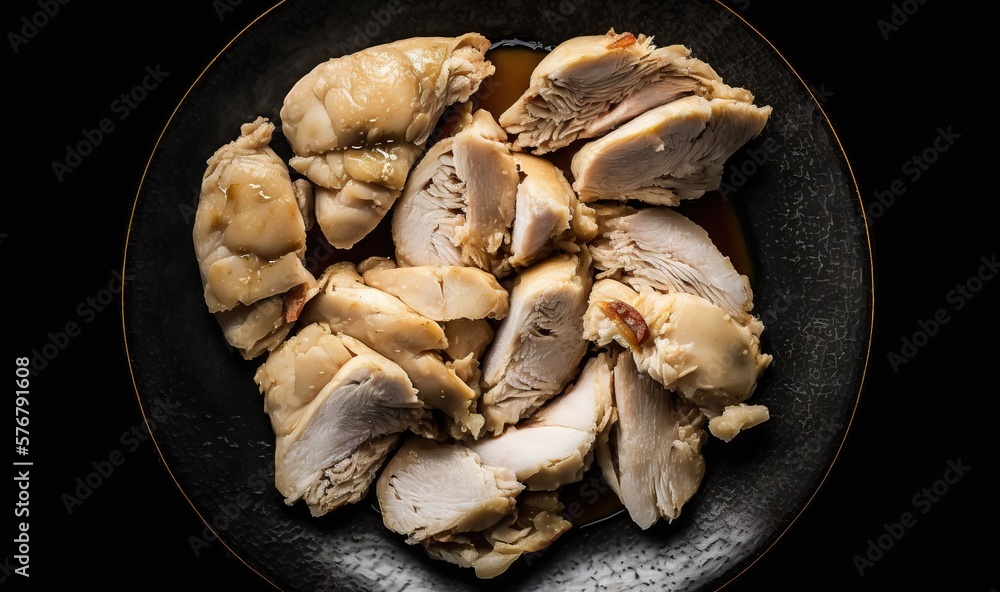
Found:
476,44 -> 547,120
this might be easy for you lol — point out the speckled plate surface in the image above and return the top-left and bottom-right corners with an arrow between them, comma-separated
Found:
123,0 -> 873,590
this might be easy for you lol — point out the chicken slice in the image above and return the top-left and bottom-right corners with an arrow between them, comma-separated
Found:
443,318 -> 495,362
193,116 -> 317,359
212,298 -> 293,360
254,322 -> 354,435
469,353 -> 615,490
300,262 -> 484,437
480,252 -> 592,434
361,265 -> 509,322
597,352 -> 707,529
423,491 -> 571,579
392,106 -> 518,277
499,29 -> 754,154
280,34 -> 495,249
509,153 -> 597,269
707,403 -> 770,442
256,329 -> 426,517
377,438 -> 524,544
589,204 -> 753,319
584,279 -> 771,414
571,96 -> 772,205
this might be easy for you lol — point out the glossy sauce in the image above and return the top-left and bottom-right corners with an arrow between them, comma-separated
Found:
474,44 -> 547,120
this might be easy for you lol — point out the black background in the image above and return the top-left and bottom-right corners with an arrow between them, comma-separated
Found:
4,0 -> 992,590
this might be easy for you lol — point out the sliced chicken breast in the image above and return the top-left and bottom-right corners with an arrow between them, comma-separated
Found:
480,252 -> 592,434
598,352 -> 707,529
301,262 -> 485,437
392,106 -> 518,277
509,153 -> 597,269
423,491 -> 571,579
500,29 -> 754,154
589,204 -> 753,319
255,327 -> 426,517
572,96 -> 772,205
377,438 -> 524,544
469,353 -> 615,490
281,34 -> 494,155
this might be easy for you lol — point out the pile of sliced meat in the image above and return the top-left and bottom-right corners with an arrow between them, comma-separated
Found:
192,28 -> 773,579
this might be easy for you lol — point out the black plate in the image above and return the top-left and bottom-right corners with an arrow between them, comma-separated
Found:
123,0 -> 873,590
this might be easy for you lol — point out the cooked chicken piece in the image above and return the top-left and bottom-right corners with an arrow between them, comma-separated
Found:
301,144 -> 423,249
585,279 -> 771,414
480,252 -> 592,434
281,34 -> 494,155
469,353 -> 614,490
377,438 -> 523,544
443,318 -> 495,362
499,29 -> 754,154
362,265 -> 509,322
280,34 -> 494,249
390,143 -> 467,267
213,298 -> 292,360
292,178 -> 315,231
289,143 -> 422,192
597,352 -> 707,529
254,326 -> 427,517
392,106 -> 518,277
509,153 -> 597,269
589,204 -> 753,319
193,116 -> 317,359
300,262 -> 484,437
453,108 -> 519,263
572,96 -> 772,205
423,491 -> 571,579
356,256 -> 397,275
254,322 -> 354,434
302,263 -> 448,352
707,403 -> 770,442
